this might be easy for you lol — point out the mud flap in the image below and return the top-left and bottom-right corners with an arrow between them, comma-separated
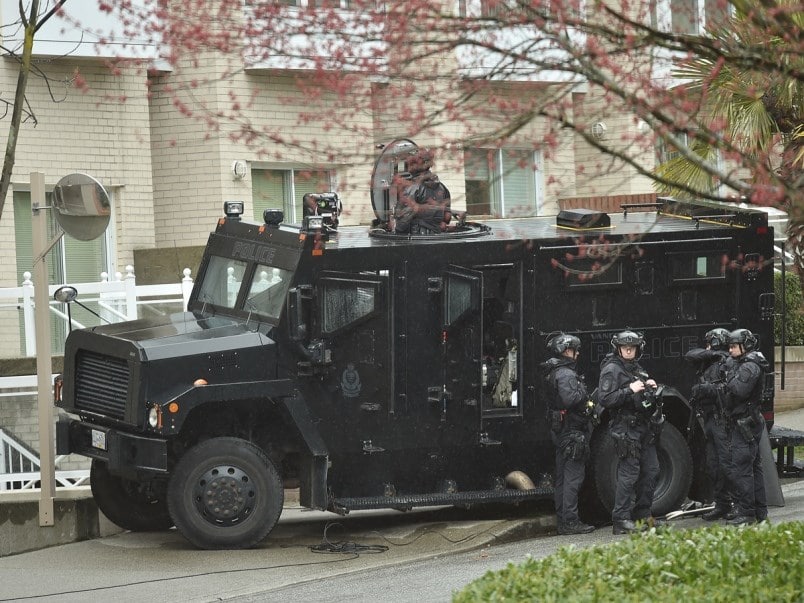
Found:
760,427 -> 785,507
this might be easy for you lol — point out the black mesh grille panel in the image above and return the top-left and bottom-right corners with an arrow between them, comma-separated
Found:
74,350 -> 130,421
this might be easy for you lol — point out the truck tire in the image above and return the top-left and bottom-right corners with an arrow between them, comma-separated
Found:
587,422 -> 692,518
90,459 -> 173,532
167,437 -> 283,550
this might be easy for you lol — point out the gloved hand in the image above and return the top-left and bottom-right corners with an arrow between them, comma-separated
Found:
692,383 -> 717,399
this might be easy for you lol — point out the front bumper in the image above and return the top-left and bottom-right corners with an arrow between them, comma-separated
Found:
57,417 -> 168,478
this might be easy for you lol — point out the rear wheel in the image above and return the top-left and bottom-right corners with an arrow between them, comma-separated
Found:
90,459 -> 173,532
168,437 -> 283,550
583,422 -> 692,519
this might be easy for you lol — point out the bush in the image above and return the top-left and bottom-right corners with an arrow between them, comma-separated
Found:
774,271 -> 804,345
453,522 -> 804,602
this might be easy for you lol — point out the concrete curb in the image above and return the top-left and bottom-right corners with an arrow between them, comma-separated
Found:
0,488 -> 100,557
0,488 -> 316,557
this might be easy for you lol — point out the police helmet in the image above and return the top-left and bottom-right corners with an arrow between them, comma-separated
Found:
611,330 -> 645,355
547,332 -> 581,356
704,328 -> 731,351
728,328 -> 757,352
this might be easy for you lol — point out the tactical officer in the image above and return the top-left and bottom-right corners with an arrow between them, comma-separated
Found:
393,147 -> 452,235
540,333 -> 595,535
698,329 -> 768,525
598,330 -> 664,535
685,328 -> 735,521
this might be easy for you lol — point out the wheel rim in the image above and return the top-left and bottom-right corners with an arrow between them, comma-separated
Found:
192,464 -> 256,526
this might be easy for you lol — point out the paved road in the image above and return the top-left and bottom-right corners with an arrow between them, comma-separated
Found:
0,501 -> 555,602
236,480 -> 804,603
0,481 -> 801,603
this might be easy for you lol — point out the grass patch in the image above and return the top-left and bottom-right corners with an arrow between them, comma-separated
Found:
453,522 -> 804,602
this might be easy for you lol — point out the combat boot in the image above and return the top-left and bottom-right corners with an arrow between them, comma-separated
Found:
612,519 -> 637,535
702,506 -> 730,521
726,514 -> 756,526
558,521 -> 595,535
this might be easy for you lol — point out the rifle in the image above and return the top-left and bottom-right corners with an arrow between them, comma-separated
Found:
686,395 -> 700,443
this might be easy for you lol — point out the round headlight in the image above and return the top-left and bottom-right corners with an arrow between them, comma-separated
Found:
148,406 -> 159,428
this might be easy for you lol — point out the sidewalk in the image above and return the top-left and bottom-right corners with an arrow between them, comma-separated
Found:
775,406 -> 804,431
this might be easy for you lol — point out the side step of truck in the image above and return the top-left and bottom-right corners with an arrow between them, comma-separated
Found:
330,486 -> 553,515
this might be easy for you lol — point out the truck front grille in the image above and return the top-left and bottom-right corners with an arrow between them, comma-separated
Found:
74,350 -> 130,421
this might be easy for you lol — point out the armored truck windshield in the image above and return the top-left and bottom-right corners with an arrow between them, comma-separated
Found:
191,219 -> 304,323
197,255 -> 292,321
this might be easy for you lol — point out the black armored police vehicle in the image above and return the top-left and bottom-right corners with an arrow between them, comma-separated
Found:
55,140 -> 777,549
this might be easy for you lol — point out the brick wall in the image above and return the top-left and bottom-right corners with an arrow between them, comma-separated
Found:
775,347 -> 804,413
0,62 -> 156,286
558,192 -> 659,214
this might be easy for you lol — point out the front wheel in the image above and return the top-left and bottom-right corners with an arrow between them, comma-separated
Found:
90,459 -> 173,532
585,422 -> 692,518
168,437 -> 283,550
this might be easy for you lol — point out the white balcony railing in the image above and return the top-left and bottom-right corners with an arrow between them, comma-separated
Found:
0,266 -> 194,358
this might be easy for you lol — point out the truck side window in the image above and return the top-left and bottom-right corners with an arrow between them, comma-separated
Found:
668,251 -> 727,282
197,256 -> 247,308
444,272 -> 480,327
562,257 -> 623,288
321,279 -> 379,335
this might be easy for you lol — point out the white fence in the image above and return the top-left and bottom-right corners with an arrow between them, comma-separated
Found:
0,428 -> 89,491
0,266 -> 194,358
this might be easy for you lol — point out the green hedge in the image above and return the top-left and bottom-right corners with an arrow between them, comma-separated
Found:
453,522 -> 804,603
774,271 -> 804,345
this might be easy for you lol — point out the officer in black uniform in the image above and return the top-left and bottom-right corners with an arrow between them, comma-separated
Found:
685,328 -> 736,521
699,329 -> 768,525
392,147 -> 452,235
540,333 -> 595,535
598,330 -> 664,535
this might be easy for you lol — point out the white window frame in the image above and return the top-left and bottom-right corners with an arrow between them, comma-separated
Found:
464,148 -> 544,218
652,0 -> 732,34
251,166 -> 336,224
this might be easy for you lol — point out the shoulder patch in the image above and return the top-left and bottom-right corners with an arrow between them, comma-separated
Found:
600,374 -> 615,393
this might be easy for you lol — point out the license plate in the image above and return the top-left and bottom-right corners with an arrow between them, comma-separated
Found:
91,429 -> 107,451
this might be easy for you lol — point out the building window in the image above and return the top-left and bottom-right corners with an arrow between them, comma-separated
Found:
13,190 -> 110,286
479,0 -> 504,18
13,189 -> 112,353
275,0 -> 353,7
652,0 -> 730,34
464,148 -> 543,218
671,0 -> 699,34
251,168 -> 334,224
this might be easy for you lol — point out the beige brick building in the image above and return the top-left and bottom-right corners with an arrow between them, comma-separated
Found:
0,1 -> 672,359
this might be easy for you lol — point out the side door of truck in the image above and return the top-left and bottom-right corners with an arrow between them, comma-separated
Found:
440,266 -> 484,426
313,271 -> 392,437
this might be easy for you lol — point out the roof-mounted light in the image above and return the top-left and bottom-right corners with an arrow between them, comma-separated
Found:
223,201 -> 244,220
263,208 -> 284,226
304,215 -> 324,232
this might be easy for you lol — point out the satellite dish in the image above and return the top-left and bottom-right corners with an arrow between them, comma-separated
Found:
52,173 -> 111,241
